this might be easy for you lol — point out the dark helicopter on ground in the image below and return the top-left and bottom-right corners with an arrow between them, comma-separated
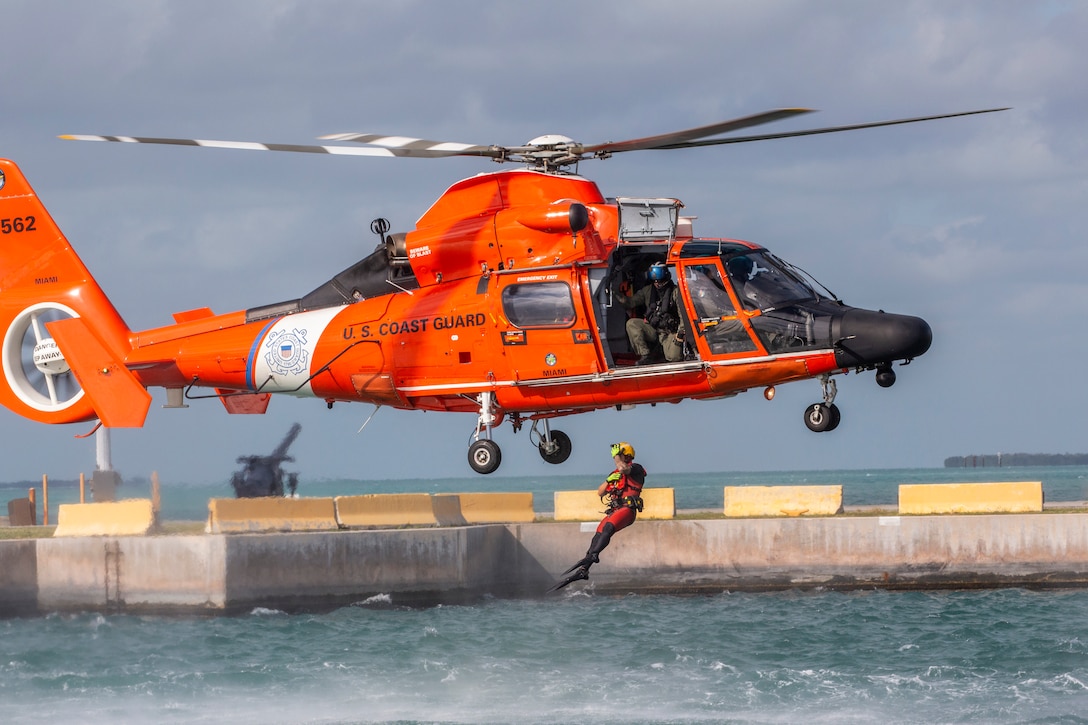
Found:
230,423 -> 302,498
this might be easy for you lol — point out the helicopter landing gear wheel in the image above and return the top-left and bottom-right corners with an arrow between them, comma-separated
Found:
538,429 -> 572,465
804,402 -> 841,432
468,439 -> 502,475
803,373 -> 841,432
530,419 -> 573,466
467,390 -> 503,474
827,403 -> 841,431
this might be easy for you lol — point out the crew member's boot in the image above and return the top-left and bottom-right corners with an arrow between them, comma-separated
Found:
636,349 -> 663,365
562,523 -> 615,576
549,524 -> 617,593
585,524 -> 615,565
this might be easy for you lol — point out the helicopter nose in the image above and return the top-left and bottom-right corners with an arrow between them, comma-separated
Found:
831,308 -> 932,368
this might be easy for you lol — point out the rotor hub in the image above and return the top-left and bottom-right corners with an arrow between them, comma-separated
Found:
525,134 -> 576,147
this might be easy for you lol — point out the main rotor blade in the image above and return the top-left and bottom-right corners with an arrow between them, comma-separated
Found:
650,108 -> 1010,150
579,108 -> 815,155
317,133 -> 504,159
58,134 -> 459,158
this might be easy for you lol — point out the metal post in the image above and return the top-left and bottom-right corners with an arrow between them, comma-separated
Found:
151,471 -> 161,524
96,427 -> 112,471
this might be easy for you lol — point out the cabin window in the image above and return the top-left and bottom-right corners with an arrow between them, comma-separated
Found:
501,282 -> 576,328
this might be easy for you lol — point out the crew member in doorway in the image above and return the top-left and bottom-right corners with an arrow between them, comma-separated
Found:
623,262 -> 685,365
549,442 -> 647,591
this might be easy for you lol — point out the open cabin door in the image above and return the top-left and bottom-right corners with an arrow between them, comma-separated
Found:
587,197 -> 688,368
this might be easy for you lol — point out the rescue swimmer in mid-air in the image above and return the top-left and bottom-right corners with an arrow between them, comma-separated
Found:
0,107 -> 1005,473
549,441 -> 647,593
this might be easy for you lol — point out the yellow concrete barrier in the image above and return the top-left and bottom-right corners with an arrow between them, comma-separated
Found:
554,488 -> 675,521
53,499 -> 156,537
641,489 -> 675,519
206,497 -> 339,534
898,481 -> 1042,515
431,494 -> 467,526
553,490 -> 607,521
334,493 -> 440,527
434,492 -> 536,523
723,485 -> 843,517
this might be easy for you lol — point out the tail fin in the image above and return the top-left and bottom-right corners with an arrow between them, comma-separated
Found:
0,159 -> 148,425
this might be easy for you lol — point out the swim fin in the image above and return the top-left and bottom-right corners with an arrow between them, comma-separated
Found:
561,556 -> 596,577
559,528 -> 612,576
547,566 -> 589,593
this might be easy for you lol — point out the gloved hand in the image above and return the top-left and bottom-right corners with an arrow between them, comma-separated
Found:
605,472 -> 622,484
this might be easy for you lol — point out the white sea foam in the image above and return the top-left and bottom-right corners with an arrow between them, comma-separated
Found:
356,592 -> 393,606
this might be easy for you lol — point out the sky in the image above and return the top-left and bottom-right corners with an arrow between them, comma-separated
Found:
0,0 -> 1085,486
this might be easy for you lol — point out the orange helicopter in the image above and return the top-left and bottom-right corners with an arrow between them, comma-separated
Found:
0,107 -> 1004,473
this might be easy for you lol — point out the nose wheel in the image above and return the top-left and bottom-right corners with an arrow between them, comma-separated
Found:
804,402 -> 841,432
804,374 -> 841,432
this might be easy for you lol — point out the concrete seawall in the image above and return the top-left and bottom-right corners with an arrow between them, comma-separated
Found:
4,513 -> 1088,616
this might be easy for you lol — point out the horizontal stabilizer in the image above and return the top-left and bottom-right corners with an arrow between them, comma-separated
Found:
46,317 -> 151,427
217,390 -> 271,415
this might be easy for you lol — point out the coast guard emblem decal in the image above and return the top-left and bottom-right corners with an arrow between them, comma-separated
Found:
264,327 -> 310,376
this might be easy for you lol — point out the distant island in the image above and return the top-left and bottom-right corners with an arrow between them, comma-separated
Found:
945,453 -> 1088,467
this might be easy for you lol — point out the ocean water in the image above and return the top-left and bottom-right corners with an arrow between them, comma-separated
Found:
3,589 -> 1088,724
4,466 -> 1088,723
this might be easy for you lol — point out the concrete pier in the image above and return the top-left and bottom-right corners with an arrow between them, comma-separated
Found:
3,513 -> 1088,616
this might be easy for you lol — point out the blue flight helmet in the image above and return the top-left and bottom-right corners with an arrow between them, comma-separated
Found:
648,262 -> 670,282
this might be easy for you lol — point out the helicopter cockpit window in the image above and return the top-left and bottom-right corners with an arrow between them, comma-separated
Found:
685,263 -> 756,355
502,282 -> 576,328
723,251 -> 838,354
725,252 -> 822,311
686,264 -> 735,319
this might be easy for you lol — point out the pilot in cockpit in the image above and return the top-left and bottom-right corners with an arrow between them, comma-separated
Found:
727,255 -> 760,310
687,266 -> 735,319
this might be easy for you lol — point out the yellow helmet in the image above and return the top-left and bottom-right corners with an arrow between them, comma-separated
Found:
610,441 -> 635,459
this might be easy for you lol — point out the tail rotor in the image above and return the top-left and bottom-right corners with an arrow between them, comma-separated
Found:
2,302 -> 84,414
